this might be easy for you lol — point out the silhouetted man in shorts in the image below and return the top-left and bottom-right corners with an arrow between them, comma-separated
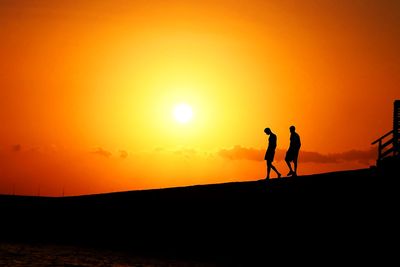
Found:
264,128 -> 281,180
285,126 -> 301,176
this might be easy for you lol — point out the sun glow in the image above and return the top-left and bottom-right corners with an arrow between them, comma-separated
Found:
173,103 -> 193,124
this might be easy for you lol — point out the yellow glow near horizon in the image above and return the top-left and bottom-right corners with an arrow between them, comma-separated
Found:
173,103 -> 193,124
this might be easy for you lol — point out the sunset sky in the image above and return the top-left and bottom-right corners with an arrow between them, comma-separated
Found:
1,0 -> 399,196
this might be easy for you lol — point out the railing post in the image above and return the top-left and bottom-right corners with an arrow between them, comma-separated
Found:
394,100 -> 400,156
378,140 -> 382,161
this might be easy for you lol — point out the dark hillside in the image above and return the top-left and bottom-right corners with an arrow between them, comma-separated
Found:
1,168 -> 397,265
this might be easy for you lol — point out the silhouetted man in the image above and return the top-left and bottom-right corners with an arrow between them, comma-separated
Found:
285,126 -> 301,176
264,128 -> 281,180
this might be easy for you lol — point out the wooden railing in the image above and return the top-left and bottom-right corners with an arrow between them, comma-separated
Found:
371,100 -> 400,165
371,130 -> 395,162
394,100 -> 400,156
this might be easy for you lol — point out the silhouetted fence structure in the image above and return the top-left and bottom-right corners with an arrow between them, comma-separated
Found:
372,100 -> 400,169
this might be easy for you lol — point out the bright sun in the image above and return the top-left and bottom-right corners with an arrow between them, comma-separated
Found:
173,103 -> 193,123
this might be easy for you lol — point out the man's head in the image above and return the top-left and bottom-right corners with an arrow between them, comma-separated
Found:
290,125 -> 296,133
264,128 -> 271,135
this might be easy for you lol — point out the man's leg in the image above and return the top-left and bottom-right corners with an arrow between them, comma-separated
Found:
271,164 -> 281,178
266,161 -> 272,179
293,152 -> 299,176
285,152 -> 294,176
286,159 -> 293,175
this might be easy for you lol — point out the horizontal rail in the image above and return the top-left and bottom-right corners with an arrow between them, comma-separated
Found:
381,138 -> 394,150
381,147 -> 394,159
371,130 -> 393,145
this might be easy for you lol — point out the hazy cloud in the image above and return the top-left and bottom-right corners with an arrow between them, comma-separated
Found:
218,145 -> 263,161
92,147 -> 112,158
218,145 -> 376,165
12,144 -> 22,152
328,148 -> 376,164
119,150 -> 128,159
29,146 -> 44,154
174,148 -> 197,159
298,149 -> 376,164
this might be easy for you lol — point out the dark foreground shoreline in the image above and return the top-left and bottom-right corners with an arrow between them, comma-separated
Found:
1,168 -> 397,265
0,242 -> 217,267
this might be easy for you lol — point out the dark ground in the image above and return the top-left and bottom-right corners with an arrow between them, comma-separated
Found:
0,168 -> 398,266
0,242 -> 215,267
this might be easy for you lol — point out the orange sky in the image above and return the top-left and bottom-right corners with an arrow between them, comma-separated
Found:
1,0 -> 399,196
